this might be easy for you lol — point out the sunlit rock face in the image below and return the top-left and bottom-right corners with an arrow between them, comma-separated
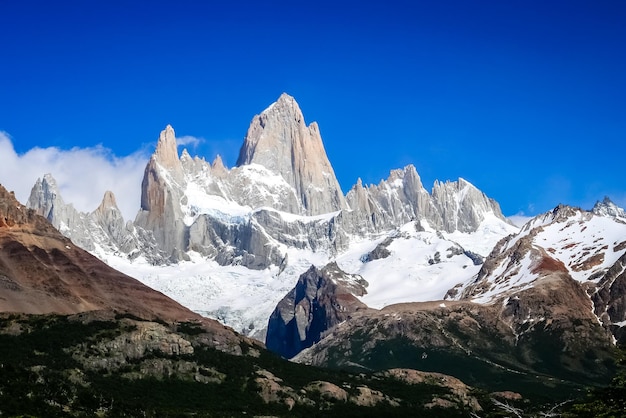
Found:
236,92 -> 348,216
345,165 -> 510,234
27,94 -> 511,270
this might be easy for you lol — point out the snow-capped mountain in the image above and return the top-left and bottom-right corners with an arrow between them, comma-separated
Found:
593,196 -> 626,219
26,93 -> 517,339
456,201 -> 626,342
285,202 -> 625,395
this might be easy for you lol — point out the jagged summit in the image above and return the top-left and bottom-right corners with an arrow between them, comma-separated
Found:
153,124 -> 181,171
593,196 -> 626,218
236,93 -> 347,215
23,95 -> 521,335
96,190 -> 118,212
27,173 -> 65,222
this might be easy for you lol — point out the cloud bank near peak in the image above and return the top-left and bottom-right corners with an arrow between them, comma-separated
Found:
0,131 -> 148,221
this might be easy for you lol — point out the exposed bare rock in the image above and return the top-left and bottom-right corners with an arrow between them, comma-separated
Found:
254,369 -> 301,409
345,166 -> 510,235
492,391 -> 523,403
303,380 -> 348,402
236,93 -> 347,215
590,251 -> 626,343
350,385 -> 398,407
27,174 -> 96,251
135,125 -> 187,260
593,196 -> 626,219
431,178 -> 504,232
266,262 -> 368,358
380,368 -> 482,411
211,154 -> 228,177
73,319 -> 194,371
362,237 -> 393,262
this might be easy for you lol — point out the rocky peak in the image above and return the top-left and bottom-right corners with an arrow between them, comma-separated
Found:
27,173 -> 65,222
265,262 -> 368,358
154,125 -> 182,173
180,148 -> 192,163
92,191 -> 124,229
135,125 -> 189,261
385,165 -> 423,188
592,197 -> 626,219
211,154 -> 228,177
235,93 -> 347,215
95,191 -> 118,212
520,204 -> 584,234
431,177 -> 508,233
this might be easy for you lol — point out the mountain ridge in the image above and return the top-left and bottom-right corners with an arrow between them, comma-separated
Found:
24,93 -> 623,350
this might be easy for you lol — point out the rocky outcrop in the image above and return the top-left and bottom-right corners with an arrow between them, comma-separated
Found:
27,174 -> 94,250
266,262 -> 368,358
593,196 -> 626,219
590,251 -> 626,344
345,166 -> 510,234
379,368 -> 481,411
236,93 -> 347,215
134,125 -> 188,260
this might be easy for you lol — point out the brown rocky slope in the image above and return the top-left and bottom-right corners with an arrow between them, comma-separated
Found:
0,183 -> 246,346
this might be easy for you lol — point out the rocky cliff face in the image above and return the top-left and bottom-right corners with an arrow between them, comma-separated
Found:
593,196 -> 626,218
236,93 -> 347,215
266,262 -> 368,358
26,174 -> 166,264
122,120 -> 351,268
134,125 -> 188,261
345,165 -> 510,234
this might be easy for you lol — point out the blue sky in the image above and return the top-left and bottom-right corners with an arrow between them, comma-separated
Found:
1,1 -> 625,220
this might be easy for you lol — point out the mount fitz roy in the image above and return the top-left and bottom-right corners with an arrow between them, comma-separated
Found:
27,93 -> 514,337
29,93 -> 508,267
24,92 -> 626,384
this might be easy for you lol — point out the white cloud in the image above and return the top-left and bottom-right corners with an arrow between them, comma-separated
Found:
176,135 -> 204,149
0,131 -> 148,221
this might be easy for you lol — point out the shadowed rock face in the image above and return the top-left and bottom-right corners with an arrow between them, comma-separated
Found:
266,262 -> 368,358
